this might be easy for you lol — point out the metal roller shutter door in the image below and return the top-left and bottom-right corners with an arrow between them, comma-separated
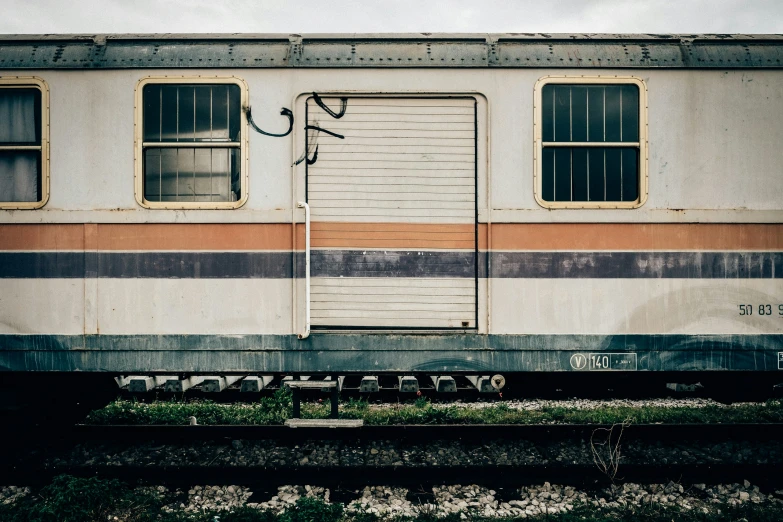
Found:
306,97 -> 477,329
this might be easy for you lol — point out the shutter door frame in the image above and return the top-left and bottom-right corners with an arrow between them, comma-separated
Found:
305,95 -> 478,331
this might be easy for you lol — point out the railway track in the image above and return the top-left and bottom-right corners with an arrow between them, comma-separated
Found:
21,421 -> 783,442
5,422 -> 783,489
6,463 -> 782,491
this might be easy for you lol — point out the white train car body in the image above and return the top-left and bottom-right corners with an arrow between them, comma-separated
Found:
0,34 -> 781,374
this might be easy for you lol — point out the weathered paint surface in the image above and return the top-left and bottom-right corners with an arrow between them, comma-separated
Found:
0,37 -> 781,373
1,251 -> 782,279
0,34 -> 781,70
0,223 -> 781,340
0,69 -> 780,223
492,279 -> 783,335
0,334 -> 780,372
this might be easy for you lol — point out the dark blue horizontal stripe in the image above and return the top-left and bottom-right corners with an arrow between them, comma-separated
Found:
0,252 -> 293,279
98,252 -> 293,279
0,252 -> 85,278
0,251 -> 780,279
309,250 -> 476,278
490,251 -> 783,278
0,334 -> 781,373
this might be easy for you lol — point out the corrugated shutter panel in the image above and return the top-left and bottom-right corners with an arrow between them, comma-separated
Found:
307,97 -> 476,224
306,97 -> 477,329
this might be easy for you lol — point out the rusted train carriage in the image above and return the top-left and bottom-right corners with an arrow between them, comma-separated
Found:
0,34 -> 781,389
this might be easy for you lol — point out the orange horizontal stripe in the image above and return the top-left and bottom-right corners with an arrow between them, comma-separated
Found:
313,239 -> 477,249
0,224 -> 294,251
490,224 -> 783,251
96,224 -> 294,251
479,223 -> 488,251
310,222 -> 477,250
311,223 -> 475,233
0,224 -> 85,250
1,223 -> 781,251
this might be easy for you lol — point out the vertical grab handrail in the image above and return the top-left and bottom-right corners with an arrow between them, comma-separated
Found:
297,201 -> 311,340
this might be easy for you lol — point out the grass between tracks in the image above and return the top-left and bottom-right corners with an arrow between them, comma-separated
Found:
84,389 -> 783,426
1,475 -> 782,522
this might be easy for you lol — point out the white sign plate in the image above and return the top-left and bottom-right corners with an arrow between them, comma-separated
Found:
570,353 -> 638,371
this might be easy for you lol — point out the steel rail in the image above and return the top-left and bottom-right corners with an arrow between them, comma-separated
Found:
26,422 -> 783,443
4,463 -> 783,490
5,423 -> 783,489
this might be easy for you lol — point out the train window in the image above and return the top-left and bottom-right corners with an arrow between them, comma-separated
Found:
534,76 -> 648,209
134,77 -> 249,209
0,77 -> 49,209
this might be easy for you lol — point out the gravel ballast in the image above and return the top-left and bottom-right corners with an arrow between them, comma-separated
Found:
154,481 -> 783,519
0,486 -> 30,505
5,481 -> 781,520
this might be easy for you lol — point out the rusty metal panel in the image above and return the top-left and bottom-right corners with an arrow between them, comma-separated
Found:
295,38 -> 489,67
101,40 -> 291,68
0,333 -> 781,373
686,40 -> 783,67
0,40 -> 94,68
294,39 -> 353,67
496,41 -> 684,68
0,34 -> 781,69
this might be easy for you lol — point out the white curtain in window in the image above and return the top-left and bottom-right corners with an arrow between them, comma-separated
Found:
0,153 -> 38,202
0,91 -> 36,143
0,91 -> 39,202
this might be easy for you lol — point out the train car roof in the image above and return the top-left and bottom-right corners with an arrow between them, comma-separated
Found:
0,33 -> 781,69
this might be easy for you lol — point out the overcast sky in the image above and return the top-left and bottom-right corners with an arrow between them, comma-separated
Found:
1,0 -> 782,34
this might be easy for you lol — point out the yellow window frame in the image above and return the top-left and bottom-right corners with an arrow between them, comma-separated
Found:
533,75 -> 649,209
0,76 -> 50,210
134,76 -> 249,210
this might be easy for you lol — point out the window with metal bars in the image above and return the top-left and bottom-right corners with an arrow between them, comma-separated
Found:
0,78 -> 48,209
535,77 -> 647,208
137,78 -> 247,208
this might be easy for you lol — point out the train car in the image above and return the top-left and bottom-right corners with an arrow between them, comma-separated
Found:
0,34 -> 781,393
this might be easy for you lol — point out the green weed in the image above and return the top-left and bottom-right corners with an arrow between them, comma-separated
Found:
0,475 -> 162,522
86,397 -> 783,427
279,497 -> 344,522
